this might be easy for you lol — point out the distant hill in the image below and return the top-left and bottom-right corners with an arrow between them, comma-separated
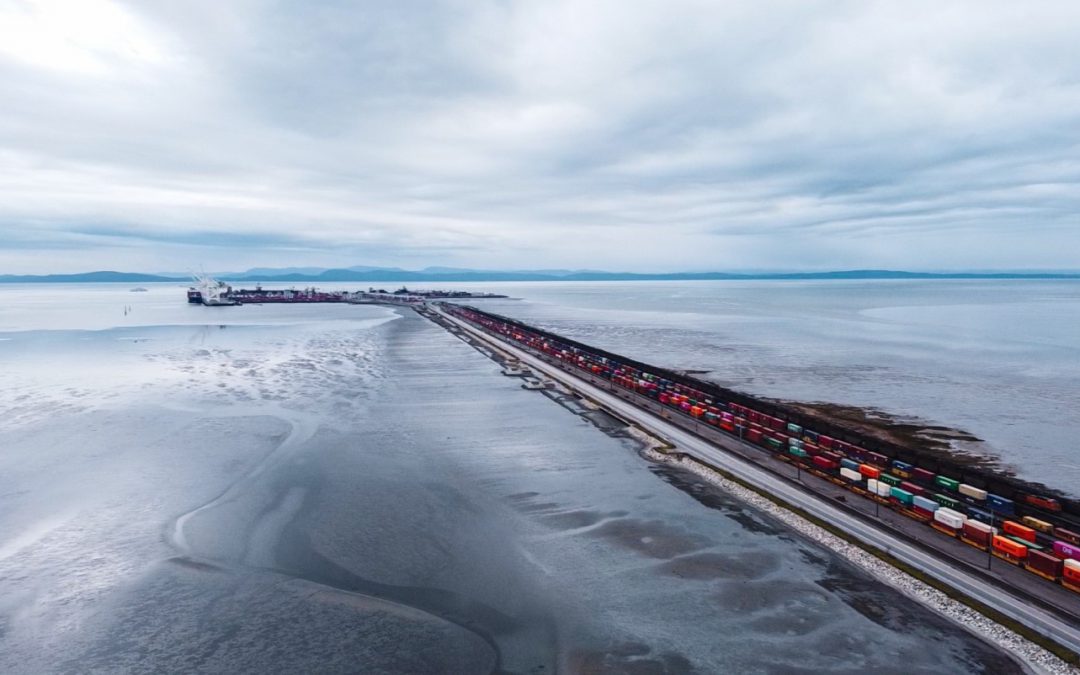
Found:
0,271 -> 185,283
3,268 -> 1079,284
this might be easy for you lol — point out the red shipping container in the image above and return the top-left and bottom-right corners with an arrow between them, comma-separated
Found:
818,436 -> 834,449
962,522 -> 992,546
820,451 -> 841,463
803,442 -> 820,456
868,451 -> 889,467
899,481 -> 926,497
1025,549 -> 1063,580
912,468 -> 935,483
747,429 -> 763,444
859,464 -> 881,479
812,456 -> 837,471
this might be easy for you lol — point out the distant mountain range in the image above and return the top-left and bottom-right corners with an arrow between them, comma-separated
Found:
2,267 -> 1080,284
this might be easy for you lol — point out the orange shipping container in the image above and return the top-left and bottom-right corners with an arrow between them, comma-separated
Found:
859,464 -> 881,479
1002,521 -> 1036,543
992,535 -> 1028,560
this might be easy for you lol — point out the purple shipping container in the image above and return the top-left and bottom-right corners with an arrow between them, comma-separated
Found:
1053,541 -> 1080,561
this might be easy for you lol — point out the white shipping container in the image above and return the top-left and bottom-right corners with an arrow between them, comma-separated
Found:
936,507 -> 967,522
840,467 -> 861,482
959,483 -> 988,500
867,479 -> 879,493
934,510 -> 964,528
876,483 -> 892,497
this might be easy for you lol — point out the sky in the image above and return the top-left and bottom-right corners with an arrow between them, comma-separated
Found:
1,0 -> 1079,274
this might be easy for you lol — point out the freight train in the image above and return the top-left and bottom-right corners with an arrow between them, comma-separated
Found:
444,304 -> 1080,594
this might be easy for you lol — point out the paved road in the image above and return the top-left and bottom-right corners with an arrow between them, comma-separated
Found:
433,306 -> 1080,658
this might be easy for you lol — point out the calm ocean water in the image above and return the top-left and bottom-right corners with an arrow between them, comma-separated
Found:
464,279 -> 1080,495
0,281 -> 1036,672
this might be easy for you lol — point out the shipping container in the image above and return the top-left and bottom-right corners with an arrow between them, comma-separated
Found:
1053,541 -> 1080,562
967,507 -> 994,525
899,481 -> 926,497
890,487 -> 914,506
875,482 -> 892,498
912,467 -> 935,484
959,484 -> 988,500
786,422 -> 802,435
1002,521 -> 1036,543
840,467 -> 862,482
765,437 -> 783,451
1024,549 -> 1063,581
913,495 -> 939,513
879,474 -> 901,487
1021,516 -> 1054,534
891,459 -> 914,473
859,464 -> 881,480
812,455 -> 838,471
987,493 -> 1015,516
747,429 -> 764,444
818,435 -> 835,450
840,458 -> 859,472
932,508 -> 965,536
992,535 -> 1028,563
1055,528 -> 1080,546
867,478 -> 879,494
961,520 -> 993,549
932,493 -> 961,510
1063,559 -> 1080,591
867,451 -> 889,467
789,446 -> 808,458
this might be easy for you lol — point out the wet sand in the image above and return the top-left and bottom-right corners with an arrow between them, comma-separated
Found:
0,300 -> 1025,673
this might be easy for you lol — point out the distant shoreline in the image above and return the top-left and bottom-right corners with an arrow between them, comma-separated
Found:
3,270 -> 1080,284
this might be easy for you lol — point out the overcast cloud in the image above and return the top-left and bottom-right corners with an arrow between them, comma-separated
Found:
1,0 -> 1079,273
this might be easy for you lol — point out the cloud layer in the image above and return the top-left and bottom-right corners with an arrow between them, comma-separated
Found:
2,0 -> 1079,273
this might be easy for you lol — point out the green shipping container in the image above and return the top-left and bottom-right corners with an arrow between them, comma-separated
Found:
890,487 -> 914,505
766,438 -> 783,450
932,493 -> 960,509
1004,535 -> 1043,552
935,475 -> 960,491
786,423 -> 802,434
879,474 -> 902,487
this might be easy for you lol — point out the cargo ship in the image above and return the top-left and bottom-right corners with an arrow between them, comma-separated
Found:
443,303 -> 1080,600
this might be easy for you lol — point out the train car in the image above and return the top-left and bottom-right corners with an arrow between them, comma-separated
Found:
879,474 -> 901,487
890,459 -> 914,479
935,475 -> 960,492
911,467 -> 935,485
992,535 -> 1028,564
1055,527 -> 1080,546
1021,516 -> 1055,534
961,520 -> 994,550
1024,549 -> 1064,582
859,464 -> 880,480
987,493 -> 1016,516
967,507 -> 994,525
1053,541 -> 1080,562
890,487 -> 914,507
932,493 -> 961,510
1002,520 -> 1037,544
959,484 -> 988,500
1063,560 -> 1080,593
1023,494 -> 1063,512
932,508 -> 966,537
840,467 -> 862,483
